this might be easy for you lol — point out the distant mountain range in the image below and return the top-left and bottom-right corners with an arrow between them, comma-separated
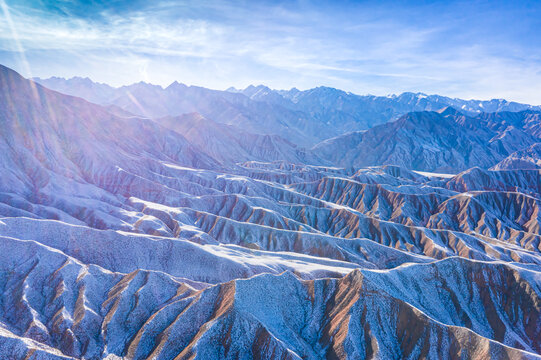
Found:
35,76 -> 541,147
0,64 -> 539,358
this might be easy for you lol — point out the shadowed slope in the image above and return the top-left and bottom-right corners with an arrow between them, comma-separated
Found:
312,109 -> 541,172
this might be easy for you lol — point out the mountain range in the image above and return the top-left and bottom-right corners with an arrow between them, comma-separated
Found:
0,64 -> 539,359
35,76 -> 541,147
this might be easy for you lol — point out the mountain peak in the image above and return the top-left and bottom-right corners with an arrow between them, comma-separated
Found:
0,63 -> 24,80
437,106 -> 463,117
119,81 -> 163,91
166,80 -> 187,90
0,63 -> 40,95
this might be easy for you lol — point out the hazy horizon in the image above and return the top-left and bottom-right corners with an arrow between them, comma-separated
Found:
26,70 -> 541,105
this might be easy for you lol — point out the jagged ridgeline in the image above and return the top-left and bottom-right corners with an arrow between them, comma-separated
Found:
1,64 -> 540,359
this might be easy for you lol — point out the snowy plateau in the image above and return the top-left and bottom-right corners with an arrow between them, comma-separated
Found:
0,64 -> 540,359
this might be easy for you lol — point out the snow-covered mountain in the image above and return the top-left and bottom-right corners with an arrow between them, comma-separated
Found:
0,64 -> 539,359
237,84 -> 541,130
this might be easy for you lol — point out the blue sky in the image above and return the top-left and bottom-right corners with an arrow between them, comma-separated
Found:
1,0 -> 541,103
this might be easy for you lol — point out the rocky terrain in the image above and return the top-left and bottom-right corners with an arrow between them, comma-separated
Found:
312,107 -> 541,172
0,64 -> 539,359
493,143 -> 541,170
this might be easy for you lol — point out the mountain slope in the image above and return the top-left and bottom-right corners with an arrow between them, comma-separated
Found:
155,112 -> 324,166
0,64 -> 221,230
492,143 -> 541,170
312,108 -> 541,172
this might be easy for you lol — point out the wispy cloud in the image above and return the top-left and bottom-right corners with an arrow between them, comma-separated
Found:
1,0 -> 541,103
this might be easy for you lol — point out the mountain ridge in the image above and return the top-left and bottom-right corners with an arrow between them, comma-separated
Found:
312,108 -> 541,172
34,74 -> 541,148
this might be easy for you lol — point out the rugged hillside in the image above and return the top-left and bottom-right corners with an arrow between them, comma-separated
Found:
492,143 -> 541,170
313,107 -> 541,172
0,243 -> 539,359
1,65 -> 540,358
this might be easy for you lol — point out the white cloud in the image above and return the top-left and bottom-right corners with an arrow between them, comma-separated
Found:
1,0 -> 541,104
